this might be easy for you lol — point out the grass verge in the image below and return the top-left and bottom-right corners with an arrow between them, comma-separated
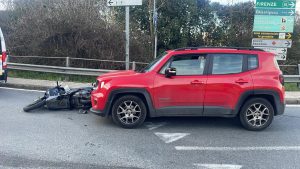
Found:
285,83 -> 300,91
8,70 -> 97,83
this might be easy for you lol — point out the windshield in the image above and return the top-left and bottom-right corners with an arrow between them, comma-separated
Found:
139,52 -> 168,73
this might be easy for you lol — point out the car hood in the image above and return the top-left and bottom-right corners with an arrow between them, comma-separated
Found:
97,70 -> 139,80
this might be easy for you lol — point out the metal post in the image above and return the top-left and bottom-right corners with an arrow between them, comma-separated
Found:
125,6 -> 130,70
66,57 -> 70,67
132,61 -> 136,70
298,64 -> 300,88
153,0 -> 158,59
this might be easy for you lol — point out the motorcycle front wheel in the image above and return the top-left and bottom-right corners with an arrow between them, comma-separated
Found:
23,98 -> 46,112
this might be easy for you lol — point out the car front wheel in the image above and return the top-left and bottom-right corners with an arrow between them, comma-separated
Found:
111,95 -> 147,129
239,98 -> 274,131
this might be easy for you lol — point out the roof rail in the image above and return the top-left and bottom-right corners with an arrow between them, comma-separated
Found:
174,46 -> 265,52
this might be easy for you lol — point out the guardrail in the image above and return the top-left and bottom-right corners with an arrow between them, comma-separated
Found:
8,63 -> 113,76
284,75 -> 300,83
7,55 -> 148,70
7,62 -> 300,85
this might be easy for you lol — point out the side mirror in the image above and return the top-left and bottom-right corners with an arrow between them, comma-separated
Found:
165,67 -> 176,78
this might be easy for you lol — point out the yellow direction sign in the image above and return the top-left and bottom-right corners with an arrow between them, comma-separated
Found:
253,32 -> 293,39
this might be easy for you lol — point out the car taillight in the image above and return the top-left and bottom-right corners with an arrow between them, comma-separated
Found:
2,52 -> 7,69
279,74 -> 284,85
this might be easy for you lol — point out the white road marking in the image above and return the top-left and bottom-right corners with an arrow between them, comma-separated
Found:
175,146 -> 300,151
194,163 -> 242,169
286,105 -> 300,108
0,87 -> 44,93
155,132 -> 190,144
145,122 -> 167,130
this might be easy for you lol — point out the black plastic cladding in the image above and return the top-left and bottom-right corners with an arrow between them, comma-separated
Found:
174,47 -> 265,52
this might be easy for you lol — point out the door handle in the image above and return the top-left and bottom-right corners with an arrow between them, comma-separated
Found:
191,80 -> 204,85
235,79 -> 249,84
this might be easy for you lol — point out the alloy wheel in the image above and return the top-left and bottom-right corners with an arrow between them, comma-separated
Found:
246,103 -> 270,127
117,100 -> 142,124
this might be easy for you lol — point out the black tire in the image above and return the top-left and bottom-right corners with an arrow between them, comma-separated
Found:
111,95 -> 147,129
239,98 -> 274,131
23,98 -> 46,112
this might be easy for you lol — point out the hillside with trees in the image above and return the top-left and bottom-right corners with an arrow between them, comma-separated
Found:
0,0 -> 299,71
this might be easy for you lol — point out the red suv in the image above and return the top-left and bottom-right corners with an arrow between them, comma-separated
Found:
91,47 -> 285,131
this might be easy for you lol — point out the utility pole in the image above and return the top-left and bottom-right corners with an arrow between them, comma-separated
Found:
153,0 -> 158,59
125,6 -> 130,70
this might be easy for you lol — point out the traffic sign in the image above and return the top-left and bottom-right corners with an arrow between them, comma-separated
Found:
252,39 -> 292,48
107,0 -> 142,6
253,15 -> 294,32
253,32 -> 293,40
255,47 -> 287,60
256,0 -> 296,9
256,8 -> 295,16
254,15 -> 294,25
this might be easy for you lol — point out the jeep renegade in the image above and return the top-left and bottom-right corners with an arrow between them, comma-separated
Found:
91,47 -> 285,131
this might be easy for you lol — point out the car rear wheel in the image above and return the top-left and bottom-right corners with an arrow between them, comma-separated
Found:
111,95 -> 147,129
239,98 -> 274,131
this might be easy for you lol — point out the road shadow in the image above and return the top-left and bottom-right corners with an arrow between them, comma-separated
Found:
145,116 -> 242,130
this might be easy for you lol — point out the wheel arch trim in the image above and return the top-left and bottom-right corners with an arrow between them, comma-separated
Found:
234,89 -> 284,116
103,88 -> 156,117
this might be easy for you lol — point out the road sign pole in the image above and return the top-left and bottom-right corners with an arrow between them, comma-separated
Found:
107,0 -> 142,69
125,6 -> 130,70
298,64 -> 300,88
153,0 -> 157,59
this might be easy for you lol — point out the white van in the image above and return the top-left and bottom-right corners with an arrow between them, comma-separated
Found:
0,27 -> 7,83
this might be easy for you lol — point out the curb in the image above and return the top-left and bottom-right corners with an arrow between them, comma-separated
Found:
2,83 -> 53,91
285,98 -> 300,105
2,82 -> 300,105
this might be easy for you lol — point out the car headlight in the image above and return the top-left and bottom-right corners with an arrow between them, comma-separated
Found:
100,81 -> 105,89
93,81 -> 105,90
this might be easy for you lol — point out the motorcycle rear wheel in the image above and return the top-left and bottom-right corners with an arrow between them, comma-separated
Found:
23,98 -> 46,112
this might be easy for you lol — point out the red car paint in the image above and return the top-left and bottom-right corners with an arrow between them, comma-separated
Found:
91,48 -> 285,117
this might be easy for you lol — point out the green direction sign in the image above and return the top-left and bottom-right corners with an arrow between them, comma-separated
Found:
256,8 -> 295,16
256,0 -> 296,9
253,15 -> 294,32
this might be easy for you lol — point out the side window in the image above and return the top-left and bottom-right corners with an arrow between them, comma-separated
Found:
248,55 -> 258,70
212,54 -> 243,75
160,55 -> 206,75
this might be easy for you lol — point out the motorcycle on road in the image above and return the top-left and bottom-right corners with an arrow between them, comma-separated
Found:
23,82 -> 93,112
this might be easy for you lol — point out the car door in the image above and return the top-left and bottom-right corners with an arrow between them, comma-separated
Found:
153,54 -> 208,116
203,53 -> 254,116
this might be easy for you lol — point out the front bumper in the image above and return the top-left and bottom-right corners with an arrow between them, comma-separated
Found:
90,108 -> 106,117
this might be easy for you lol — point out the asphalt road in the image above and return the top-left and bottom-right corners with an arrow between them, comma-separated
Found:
1,87 -> 300,169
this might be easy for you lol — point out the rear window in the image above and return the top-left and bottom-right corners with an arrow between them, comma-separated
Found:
248,55 -> 258,70
212,54 -> 243,75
